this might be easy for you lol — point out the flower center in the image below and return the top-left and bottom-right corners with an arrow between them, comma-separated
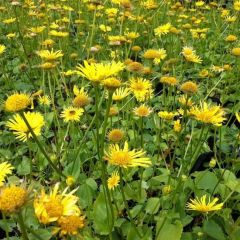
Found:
111,151 -> 131,166
45,199 -> 63,218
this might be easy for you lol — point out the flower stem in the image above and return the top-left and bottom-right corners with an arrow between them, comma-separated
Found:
17,212 -> 29,240
19,112 -> 65,178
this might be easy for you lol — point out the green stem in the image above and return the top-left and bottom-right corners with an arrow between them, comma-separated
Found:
119,168 -> 142,238
19,112 -> 65,178
99,90 -> 115,227
139,117 -> 144,198
17,212 -> 29,240
2,213 -> 10,240
187,125 -> 206,173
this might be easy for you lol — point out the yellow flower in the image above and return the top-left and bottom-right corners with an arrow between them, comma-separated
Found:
133,104 -> 152,117
0,162 -> 14,187
225,35 -> 237,42
0,45 -> 6,55
112,87 -> 130,101
34,183 -> 80,224
182,47 -> 202,64
37,49 -> 63,61
158,111 -> 176,120
76,61 -> 124,84
232,47 -> 240,56
73,86 -> 90,108
173,120 -> 182,133
49,30 -> 69,37
236,113 -> 240,123
126,61 -> 144,73
104,142 -> 151,168
142,0 -> 158,9
180,81 -> 198,94
66,176 -> 75,187
38,95 -> 51,106
143,49 -> 167,61
154,23 -> 172,37
55,215 -> 85,236
3,18 -> 16,24
108,171 -> 120,190
41,39 -> 55,47
108,129 -> 125,143
178,95 -> 193,106
0,185 -> 27,213
190,102 -> 226,126
160,76 -> 178,86
234,1 -> 240,11
6,112 -> 45,142
60,107 -> 84,122
5,93 -> 31,112
102,77 -> 122,90
39,62 -> 56,70
129,77 -> 153,102
30,26 -> 46,34
186,195 -> 223,213
195,1 -> 205,7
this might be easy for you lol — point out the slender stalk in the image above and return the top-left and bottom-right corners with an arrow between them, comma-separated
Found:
2,213 -> 10,240
139,117 -> 144,198
17,212 -> 29,240
19,112 -> 65,178
99,90 -> 115,227
119,168 -> 142,238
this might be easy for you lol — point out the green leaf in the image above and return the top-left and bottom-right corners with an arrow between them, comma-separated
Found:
203,220 -> 226,240
156,219 -> 183,240
17,156 -> 31,175
145,198 -> 160,214
86,178 -> 98,191
195,171 -> 218,191
77,184 -> 93,208
93,193 -> 112,235
28,229 -> 52,240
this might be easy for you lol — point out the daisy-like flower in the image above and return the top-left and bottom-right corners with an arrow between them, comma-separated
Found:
173,120 -> 182,133
6,112 -> 45,142
180,81 -> 198,94
186,195 -> 223,213
234,1 -> 240,11
160,76 -> 178,86
54,215 -> 85,237
133,104 -> 152,117
181,47 -> 202,64
143,49 -> 167,63
73,86 -> 90,108
190,102 -> 226,126
104,142 -> 151,168
60,107 -> 84,122
232,47 -> 240,56
5,93 -> 31,112
129,77 -> 153,102
38,95 -> 51,106
112,87 -> 130,101
107,171 -> 120,190
34,183 -> 80,224
0,162 -> 14,187
158,111 -> 176,120
102,77 -> 122,91
154,23 -> 172,37
108,129 -> 125,142
76,61 -> 124,84
37,49 -> 63,61
0,185 -> 27,213
0,44 -> 6,55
